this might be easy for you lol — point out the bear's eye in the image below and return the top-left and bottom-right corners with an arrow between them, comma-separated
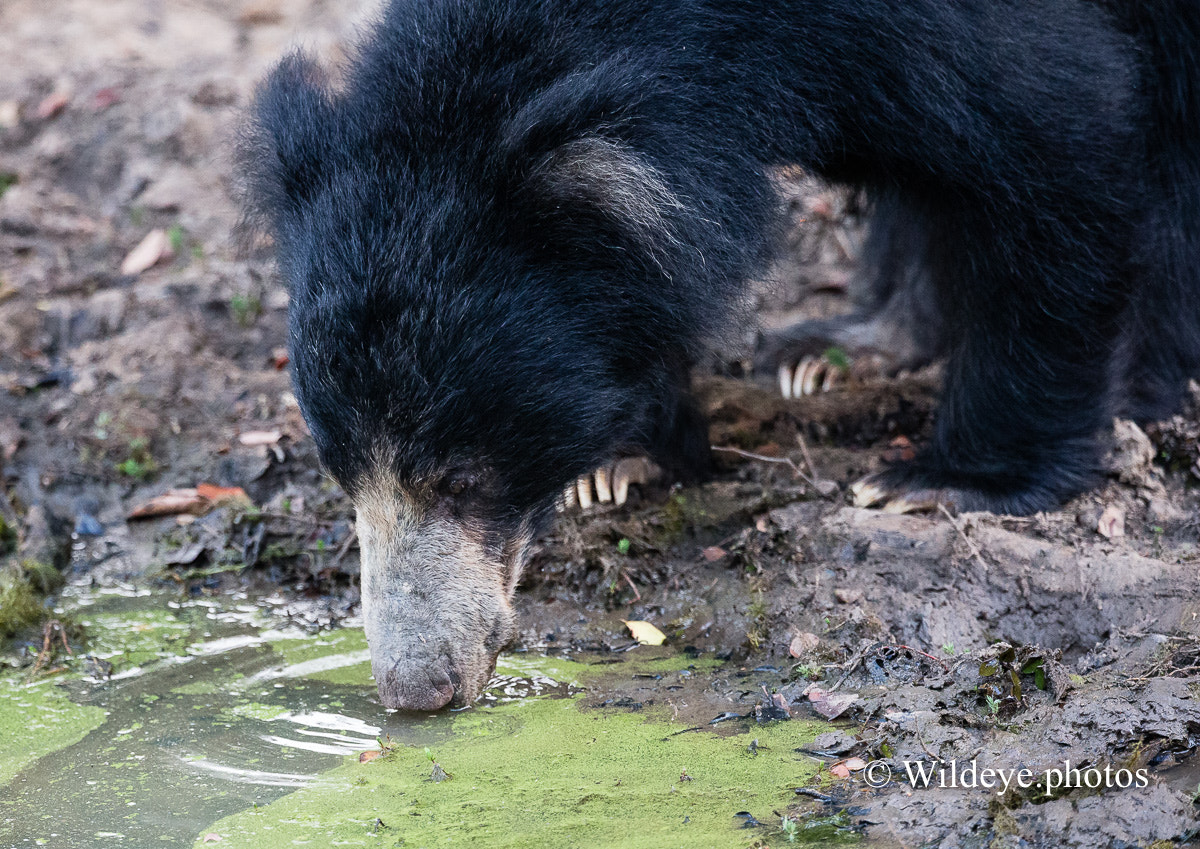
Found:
444,473 -> 477,497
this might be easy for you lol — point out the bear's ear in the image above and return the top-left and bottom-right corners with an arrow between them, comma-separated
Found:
528,136 -> 687,265
240,52 -> 339,225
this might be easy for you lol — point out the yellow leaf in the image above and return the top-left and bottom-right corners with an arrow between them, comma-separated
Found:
622,619 -> 666,646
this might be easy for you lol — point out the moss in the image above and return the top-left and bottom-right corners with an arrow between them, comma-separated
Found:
0,568 -> 45,638
19,558 -> 63,594
0,513 -> 16,554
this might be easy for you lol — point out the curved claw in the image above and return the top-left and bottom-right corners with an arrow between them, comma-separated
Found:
779,357 -> 843,399
850,477 -> 888,508
557,458 -> 661,512
852,474 -> 953,514
779,363 -> 795,400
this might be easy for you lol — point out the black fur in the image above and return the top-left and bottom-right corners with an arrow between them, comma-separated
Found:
245,0 -> 1200,518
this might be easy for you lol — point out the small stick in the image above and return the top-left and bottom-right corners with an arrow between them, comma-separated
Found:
938,504 -> 988,572
883,643 -> 950,672
795,432 -> 821,482
621,571 -> 642,602
332,525 -> 358,567
711,444 -> 829,496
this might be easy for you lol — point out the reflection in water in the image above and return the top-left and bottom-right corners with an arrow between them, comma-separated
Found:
180,759 -> 318,787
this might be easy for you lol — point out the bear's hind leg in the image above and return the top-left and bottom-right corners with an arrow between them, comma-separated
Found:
851,197 -> 1129,515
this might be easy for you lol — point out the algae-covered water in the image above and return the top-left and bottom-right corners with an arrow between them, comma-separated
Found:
0,585 -> 837,849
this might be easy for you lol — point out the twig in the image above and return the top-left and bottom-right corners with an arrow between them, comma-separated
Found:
938,504 -> 988,572
795,432 -> 821,482
620,571 -> 642,602
31,620 -> 72,674
711,445 -> 834,499
332,525 -> 358,567
827,642 -> 872,693
882,643 -> 950,672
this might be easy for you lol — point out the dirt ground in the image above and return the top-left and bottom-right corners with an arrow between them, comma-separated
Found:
1,1 -> 1198,847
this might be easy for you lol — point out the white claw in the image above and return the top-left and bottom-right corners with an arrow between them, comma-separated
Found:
778,364 -> 794,400
882,498 -> 918,515
613,473 -> 629,506
791,361 -> 805,398
850,478 -> 887,508
821,366 -> 838,392
576,476 -> 593,510
801,358 -> 821,395
612,457 -> 657,507
594,466 -> 613,503
612,461 -> 635,507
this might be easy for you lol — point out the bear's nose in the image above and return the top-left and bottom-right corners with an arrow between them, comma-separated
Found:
376,663 -> 455,711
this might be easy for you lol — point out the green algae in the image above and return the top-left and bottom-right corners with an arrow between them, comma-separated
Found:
197,678 -> 826,848
264,627 -> 372,685
78,607 -> 196,667
1,591 -> 838,848
0,677 -> 106,786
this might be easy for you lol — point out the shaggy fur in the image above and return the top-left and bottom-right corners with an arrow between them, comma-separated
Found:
244,0 -> 1199,708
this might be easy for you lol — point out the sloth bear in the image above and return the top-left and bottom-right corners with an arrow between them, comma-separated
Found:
243,0 -> 1199,709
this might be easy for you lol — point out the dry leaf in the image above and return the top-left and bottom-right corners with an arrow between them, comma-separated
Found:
829,762 -> 851,778
701,546 -> 727,562
882,435 -> 917,463
121,229 -> 173,275
622,619 -> 666,646
788,631 -> 819,657
36,92 -> 68,120
127,489 -> 210,520
358,750 -> 383,764
92,88 -> 120,111
807,688 -> 859,720
195,483 -> 252,507
841,757 -> 868,771
1097,504 -> 1125,539
202,835 -> 223,844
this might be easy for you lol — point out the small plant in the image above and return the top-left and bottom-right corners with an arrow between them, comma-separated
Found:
792,663 -> 820,680
822,345 -> 851,371
985,694 -> 1001,715
167,224 -> 185,254
230,292 -> 262,327
616,537 -> 631,555
942,643 -> 956,656
780,814 -> 799,842
115,436 -> 157,480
